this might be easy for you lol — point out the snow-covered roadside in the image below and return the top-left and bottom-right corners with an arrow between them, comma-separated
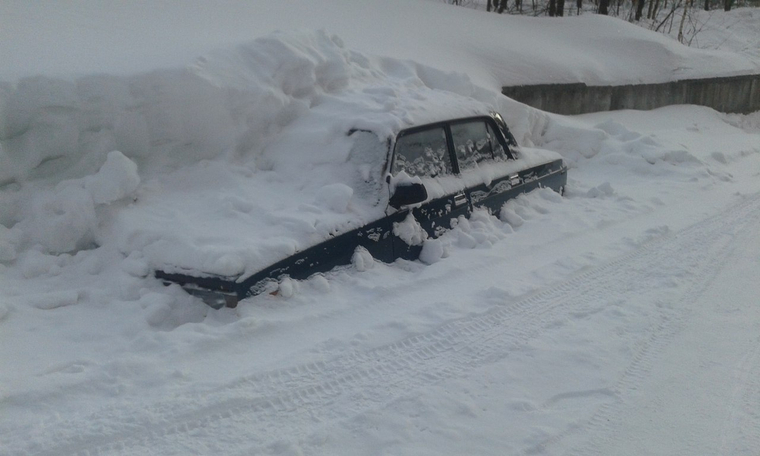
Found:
1,105 -> 759,455
7,192 -> 760,456
656,6 -> 760,61
2,1 -> 760,454
0,30 -> 521,282
2,0 -> 758,87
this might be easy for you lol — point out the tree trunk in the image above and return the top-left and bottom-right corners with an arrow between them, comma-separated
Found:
549,0 -> 557,15
678,0 -> 692,42
703,0 -> 709,10
724,0 -> 733,10
577,0 -> 583,14
498,0 -> 508,13
652,0 -> 663,19
668,0 -> 680,33
557,0 -> 566,15
598,0 -> 610,14
635,0 -> 647,20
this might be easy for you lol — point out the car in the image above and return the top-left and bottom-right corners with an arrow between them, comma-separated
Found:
155,112 -> 567,308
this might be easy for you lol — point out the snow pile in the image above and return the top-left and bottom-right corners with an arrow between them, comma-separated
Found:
1,9 -> 756,281
536,106 -> 741,187
1,0 -> 758,88
1,150 -> 138,258
1,30 -> 529,279
669,7 -> 760,62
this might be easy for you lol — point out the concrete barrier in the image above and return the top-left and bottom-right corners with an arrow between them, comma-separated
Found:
502,74 -> 760,115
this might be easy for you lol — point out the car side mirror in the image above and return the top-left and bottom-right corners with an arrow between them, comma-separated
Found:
389,182 -> 428,209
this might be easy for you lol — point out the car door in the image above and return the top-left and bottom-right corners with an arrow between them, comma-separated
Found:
452,117 -> 565,214
449,117 -> 520,214
388,123 -> 470,259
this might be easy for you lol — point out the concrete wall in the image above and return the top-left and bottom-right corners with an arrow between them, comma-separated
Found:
502,74 -> 760,115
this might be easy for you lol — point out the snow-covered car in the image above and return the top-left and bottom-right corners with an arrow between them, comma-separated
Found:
156,112 -> 567,308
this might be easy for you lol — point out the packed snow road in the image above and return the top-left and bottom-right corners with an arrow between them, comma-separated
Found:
6,191 -> 760,455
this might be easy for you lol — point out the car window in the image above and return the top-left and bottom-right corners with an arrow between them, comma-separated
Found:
392,127 -> 451,177
451,121 -> 495,171
486,122 -> 508,160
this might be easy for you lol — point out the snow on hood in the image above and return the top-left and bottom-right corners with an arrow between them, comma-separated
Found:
0,30 -> 532,279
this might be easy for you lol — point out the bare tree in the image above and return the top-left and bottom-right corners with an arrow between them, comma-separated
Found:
647,0 -> 658,18
558,0 -> 567,14
442,0 -> 754,34
635,0 -> 648,19
487,0 -> 509,12
677,0 -> 693,41
655,0 -> 682,33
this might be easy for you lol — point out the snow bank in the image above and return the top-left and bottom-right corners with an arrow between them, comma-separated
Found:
666,7 -> 760,62
3,150 -> 139,256
3,11 -> 755,279
2,2 -> 756,281
1,30 -> 527,278
1,0 -> 757,87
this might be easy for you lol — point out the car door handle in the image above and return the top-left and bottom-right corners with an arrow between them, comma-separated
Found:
453,192 -> 467,207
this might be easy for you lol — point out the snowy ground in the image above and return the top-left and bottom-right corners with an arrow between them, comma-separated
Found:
2,0 -> 760,87
2,1 -> 760,455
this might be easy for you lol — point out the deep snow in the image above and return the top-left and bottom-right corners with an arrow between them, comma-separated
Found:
1,1 -> 760,455
2,0 -> 759,86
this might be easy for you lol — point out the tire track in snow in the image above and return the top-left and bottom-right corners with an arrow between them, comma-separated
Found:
720,340 -> 760,455
717,216 -> 760,456
538,194 -> 760,456
11,193 -> 760,456
734,346 -> 760,454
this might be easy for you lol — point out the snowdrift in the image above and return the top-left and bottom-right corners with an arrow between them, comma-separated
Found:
2,0 -> 758,86
2,1 -> 758,289
1,30 -> 538,279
